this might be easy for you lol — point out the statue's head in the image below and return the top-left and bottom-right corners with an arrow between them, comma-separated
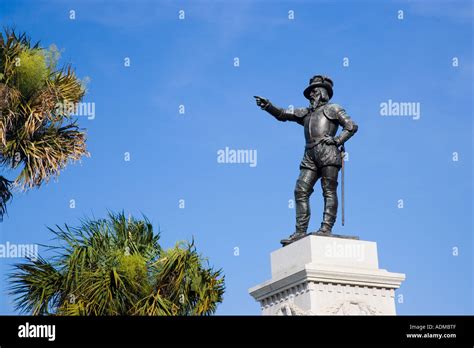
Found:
303,75 -> 334,105
308,87 -> 329,108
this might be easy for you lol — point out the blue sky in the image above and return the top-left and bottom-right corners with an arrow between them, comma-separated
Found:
0,0 -> 472,315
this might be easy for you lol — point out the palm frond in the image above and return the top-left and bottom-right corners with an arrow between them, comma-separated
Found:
0,28 -> 89,210
14,122 -> 87,189
0,175 -> 12,220
9,255 -> 63,315
9,213 -> 225,316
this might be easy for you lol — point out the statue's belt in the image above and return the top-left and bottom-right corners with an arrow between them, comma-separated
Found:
305,137 -> 326,149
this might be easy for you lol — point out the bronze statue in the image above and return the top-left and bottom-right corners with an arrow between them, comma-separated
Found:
255,75 -> 358,246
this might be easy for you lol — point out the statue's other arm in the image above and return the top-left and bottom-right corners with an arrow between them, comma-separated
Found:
324,104 -> 358,146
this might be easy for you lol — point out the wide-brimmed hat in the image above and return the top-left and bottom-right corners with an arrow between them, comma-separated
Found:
303,75 -> 334,100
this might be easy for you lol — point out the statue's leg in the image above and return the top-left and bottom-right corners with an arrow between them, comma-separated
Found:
281,152 -> 318,246
294,168 -> 318,234
318,165 -> 340,234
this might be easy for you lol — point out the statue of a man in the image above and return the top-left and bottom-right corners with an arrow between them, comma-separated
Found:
255,75 -> 358,246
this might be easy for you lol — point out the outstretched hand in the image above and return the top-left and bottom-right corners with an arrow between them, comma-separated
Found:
254,96 -> 269,109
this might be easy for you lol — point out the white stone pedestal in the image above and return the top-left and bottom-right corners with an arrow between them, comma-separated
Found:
249,235 -> 405,315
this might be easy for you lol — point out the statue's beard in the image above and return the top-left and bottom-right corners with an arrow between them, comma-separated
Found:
310,96 -> 321,109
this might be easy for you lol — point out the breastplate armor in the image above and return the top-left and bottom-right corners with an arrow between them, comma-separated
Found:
304,105 -> 338,146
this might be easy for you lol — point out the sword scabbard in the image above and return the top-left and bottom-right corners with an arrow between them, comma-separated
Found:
341,147 -> 345,226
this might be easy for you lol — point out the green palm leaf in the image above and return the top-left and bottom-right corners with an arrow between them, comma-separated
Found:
9,212 -> 225,316
0,28 -> 88,219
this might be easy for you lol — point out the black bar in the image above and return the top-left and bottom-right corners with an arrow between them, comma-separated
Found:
0,315 -> 472,346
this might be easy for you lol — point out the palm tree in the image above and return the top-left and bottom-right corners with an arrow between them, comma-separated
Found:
9,212 -> 225,315
0,29 -> 88,220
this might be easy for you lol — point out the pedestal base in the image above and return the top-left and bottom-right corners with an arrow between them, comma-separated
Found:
249,234 -> 405,315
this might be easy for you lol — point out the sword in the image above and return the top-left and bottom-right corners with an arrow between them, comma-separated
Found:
341,144 -> 345,226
